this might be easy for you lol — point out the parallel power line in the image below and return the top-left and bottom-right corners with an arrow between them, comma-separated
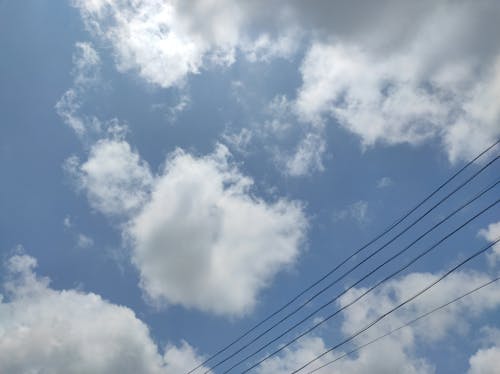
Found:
206,155 -> 499,373
187,139 -> 499,374
306,276 -> 500,374
289,238 -> 500,374
222,196 -> 500,373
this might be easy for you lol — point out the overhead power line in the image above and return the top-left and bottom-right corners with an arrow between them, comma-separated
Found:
187,139 -> 499,374
289,238 -> 500,374
306,276 -> 500,374
222,197 -> 500,373
206,157 -> 499,373
220,180 -> 499,373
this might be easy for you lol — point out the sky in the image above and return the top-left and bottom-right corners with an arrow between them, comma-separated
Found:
0,1 -> 500,373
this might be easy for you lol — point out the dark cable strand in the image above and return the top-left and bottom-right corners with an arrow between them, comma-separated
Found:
206,158 -> 498,373
216,187 -> 499,373
187,139 -> 500,374
306,276 -> 500,374
289,238 -> 500,374
234,199 -> 499,374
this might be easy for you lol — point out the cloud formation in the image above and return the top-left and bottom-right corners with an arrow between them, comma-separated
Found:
295,40 -> 500,163
69,139 -> 308,316
257,268 -> 500,374
377,177 -> 393,189
479,221 -> 500,266
334,200 -> 370,225
72,1 -> 500,166
0,253 -> 206,374
55,42 -> 101,137
67,137 -> 153,217
468,345 -> 500,374
72,0 -> 297,88
128,145 -> 307,315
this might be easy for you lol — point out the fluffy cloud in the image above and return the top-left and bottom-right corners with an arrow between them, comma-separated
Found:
127,145 -> 307,315
55,42 -> 101,137
468,327 -> 500,374
293,1 -> 500,163
283,132 -> 326,177
66,137 -> 153,217
251,95 -> 327,177
334,200 -> 369,225
256,337 -> 335,374
72,0 -> 283,88
77,233 -> 94,248
468,346 -> 500,374
257,336 -> 432,374
70,139 -> 308,316
60,39 -> 309,315
0,253 -> 206,374
71,1 -> 500,168
339,271 -> 500,343
377,177 -> 393,189
478,222 -> 500,265
72,0 -> 304,88
256,268 -> 500,374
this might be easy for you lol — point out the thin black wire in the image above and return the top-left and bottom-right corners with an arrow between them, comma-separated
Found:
224,197 -> 500,374
206,156 -> 499,373
289,237 -> 500,374
306,276 -> 500,373
187,139 -> 500,374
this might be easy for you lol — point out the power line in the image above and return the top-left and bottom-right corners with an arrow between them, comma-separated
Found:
223,197 -> 500,373
306,276 -> 500,373
205,156 -> 499,373
214,180 -> 500,372
187,139 -> 499,374
289,238 -> 500,374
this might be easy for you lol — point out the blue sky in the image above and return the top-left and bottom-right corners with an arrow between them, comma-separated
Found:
0,1 -> 499,373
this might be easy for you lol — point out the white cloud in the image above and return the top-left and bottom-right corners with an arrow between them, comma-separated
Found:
77,233 -> 94,248
222,127 -> 254,154
70,1 -> 500,164
284,132 -> 326,177
296,43 -> 445,144
257,335 -> 432,374
339,271 -> 500,344
256,268 -> 500,374
478,222 -> 500,266
242,30 -> 301,63
66,138 -> 153,217
377,177 -> 393,189
262,95 -> 327,177
167,94 -> 191,123
63,215 -> 73,228
72,0 -> 244,88
443,58 -> 500,163
71,41 -> 101,87
55,42 -> 102,138
293,2 -> 500,163
70,139 -> 308,316
256,337 -> 335,374
151,92 -> 191,125
0,253 -> 206,374
128,144 -> 308,316
468,327 -> 500,374
468,346 -> 500,374
334,200 -> 369,225
70,1 -> 306,88
56,88 -> 88,137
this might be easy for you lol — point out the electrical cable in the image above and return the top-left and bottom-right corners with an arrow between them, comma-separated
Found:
289,238 -> 500,374
306,276 -> 500,373
222,197 -> 499,373
187,139 -> 499,374
206,156 -> 498,373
